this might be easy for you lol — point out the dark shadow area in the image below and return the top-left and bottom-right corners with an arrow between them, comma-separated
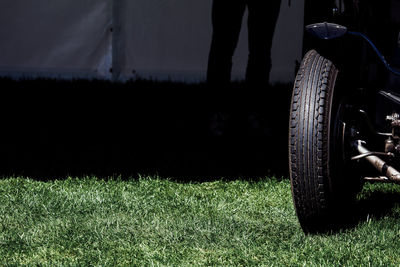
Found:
310,188 -> 400,235
356,190 -> 400,221
0,78 -> 291,181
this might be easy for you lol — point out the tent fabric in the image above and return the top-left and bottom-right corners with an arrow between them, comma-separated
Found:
0,0 -> 112,80
0,0 -> 304,83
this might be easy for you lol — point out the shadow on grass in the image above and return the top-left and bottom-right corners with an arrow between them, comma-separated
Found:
356,189 -> 400,221
0,78 -> 292,182
311,188 -> 400,235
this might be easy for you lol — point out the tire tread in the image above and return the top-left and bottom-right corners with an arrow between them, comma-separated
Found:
289,50 -> 338,233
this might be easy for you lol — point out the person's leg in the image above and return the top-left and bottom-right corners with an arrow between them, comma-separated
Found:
207,0 -> 246,85
246,0 -> 281,86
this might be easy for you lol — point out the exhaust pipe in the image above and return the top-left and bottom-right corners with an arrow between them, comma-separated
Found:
354,140 -> 400,183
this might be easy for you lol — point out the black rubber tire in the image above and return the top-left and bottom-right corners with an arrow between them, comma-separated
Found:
289,50 -> 346,233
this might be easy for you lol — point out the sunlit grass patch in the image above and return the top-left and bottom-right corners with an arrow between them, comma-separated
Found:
0,176 -> 400,265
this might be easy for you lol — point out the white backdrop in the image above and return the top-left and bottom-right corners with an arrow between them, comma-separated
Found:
0,0 -> 304,83
0,0 -> 113,79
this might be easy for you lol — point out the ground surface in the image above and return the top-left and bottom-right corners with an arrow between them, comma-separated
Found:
1,176 -> 400,265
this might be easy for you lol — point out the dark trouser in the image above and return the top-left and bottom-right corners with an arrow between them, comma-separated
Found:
207,0 -> 281,85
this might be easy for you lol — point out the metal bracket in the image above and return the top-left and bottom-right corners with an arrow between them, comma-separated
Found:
351,151 -> 394,161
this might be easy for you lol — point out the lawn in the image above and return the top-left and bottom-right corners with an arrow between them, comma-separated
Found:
1,176 -> 400,266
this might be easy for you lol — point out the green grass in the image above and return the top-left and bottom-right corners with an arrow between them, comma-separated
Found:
1,176 -> 400,266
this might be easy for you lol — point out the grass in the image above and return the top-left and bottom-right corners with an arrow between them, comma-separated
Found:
1,176 -> 400,266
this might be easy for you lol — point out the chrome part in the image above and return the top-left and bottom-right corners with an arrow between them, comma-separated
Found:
385,138 -> 395,153
306,22 -> 348,40
364,176 -> 391,183
386,113 -> 400,122
351,151 -> 394,161
354,140 -> 400,182
341,121 -> 346,161
387,113 -> 400,139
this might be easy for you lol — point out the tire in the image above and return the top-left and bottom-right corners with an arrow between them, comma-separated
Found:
289,50 -> 358,233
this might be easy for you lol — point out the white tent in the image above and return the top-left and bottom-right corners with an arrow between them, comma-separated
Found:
0,0 -> 304,83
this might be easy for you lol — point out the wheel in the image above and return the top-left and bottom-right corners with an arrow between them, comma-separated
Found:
289,50 -> 361,233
